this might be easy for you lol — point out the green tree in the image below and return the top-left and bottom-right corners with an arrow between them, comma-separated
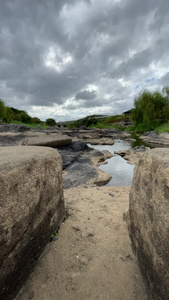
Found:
31,117 -> 42,124
132,89 -> 169,126
45,118 -> 56,126
0,99 -> 6,120
20,111 -> 32,123
3,107 -> 12,122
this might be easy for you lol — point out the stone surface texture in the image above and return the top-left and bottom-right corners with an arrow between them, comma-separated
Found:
140,131 -> 169,146
129,148 -> 169,300
21,132 -> 72,147
0,146 -> 65,300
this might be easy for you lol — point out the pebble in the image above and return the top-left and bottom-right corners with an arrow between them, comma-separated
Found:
52,236 -> 59,241
109,192 -> 115,197
88,233 -> 94,237
73,226 -> 81,231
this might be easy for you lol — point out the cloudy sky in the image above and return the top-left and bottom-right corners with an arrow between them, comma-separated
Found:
1,0 -> 169,121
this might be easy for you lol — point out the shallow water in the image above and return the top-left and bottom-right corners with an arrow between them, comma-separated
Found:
88,139 -> 135,186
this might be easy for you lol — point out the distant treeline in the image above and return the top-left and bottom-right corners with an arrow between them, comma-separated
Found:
0,99 -> 42,124
0,99 -> 57,126
69,87 -> 169,131
1,86 -> 169,131
68,114 -> 124,129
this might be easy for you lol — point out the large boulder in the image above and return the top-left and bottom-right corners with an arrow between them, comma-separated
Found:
21,132 -> 72,147
129,148 -> 169,300
0,146 -> 65,300
0,132 -> 72,147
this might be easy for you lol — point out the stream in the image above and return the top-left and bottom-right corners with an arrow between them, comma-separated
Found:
89,139 -> 135,186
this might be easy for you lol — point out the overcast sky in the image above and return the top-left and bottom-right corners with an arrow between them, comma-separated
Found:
1,0 -> 169,121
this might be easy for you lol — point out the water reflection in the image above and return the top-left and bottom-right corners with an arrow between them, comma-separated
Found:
88,139 -> 135,186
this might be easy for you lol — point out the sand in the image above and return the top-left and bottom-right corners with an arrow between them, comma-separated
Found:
15,185 -> 149,300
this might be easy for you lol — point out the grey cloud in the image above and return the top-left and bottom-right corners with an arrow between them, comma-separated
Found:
161,73 -> 169,86
76,90 -> 97,100
0,0 -> 169,120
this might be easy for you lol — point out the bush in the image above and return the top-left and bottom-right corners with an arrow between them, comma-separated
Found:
45,118 -> 56,126
31,117 -> 42,124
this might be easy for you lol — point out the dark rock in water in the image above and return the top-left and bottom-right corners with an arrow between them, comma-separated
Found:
58,141 -> 91,169
63,156 -> 98,189
0,123 -> 30,132
134,145 -> 146,152
142,131 -> 158,137
59,150 -> 80,169
58,141 -> 104,187
59,141 -> 89,152
88,149 -> 104,157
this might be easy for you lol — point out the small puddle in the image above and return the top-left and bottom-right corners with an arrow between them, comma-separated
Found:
88,139 -> 135,186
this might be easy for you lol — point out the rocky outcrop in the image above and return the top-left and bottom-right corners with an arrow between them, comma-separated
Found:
21,132 -> 72,147
140,131 -> 169,146
129,148 -> 169,300
59,142 -> 112,189
64,128 -> 131,144
0,123 -> 31,132
0,131 -> 72,147
86,137 -> 115,145
115,146 -> 149,164
0,146 -> 65,300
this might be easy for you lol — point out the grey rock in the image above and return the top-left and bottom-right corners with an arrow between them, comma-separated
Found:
134,145 -> 146,152
63,157 -> 98,189
129,148 -> 169,300
88,233 -> 94,237
0,134 -> 26,146
0,146 -> 65,300
52,236 -> 59,241
0,123 -> 30,132
59,141 -> 89,152
109,192 -> 115,197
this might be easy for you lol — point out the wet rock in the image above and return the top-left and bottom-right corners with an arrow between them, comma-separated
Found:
134,145 -> 146,151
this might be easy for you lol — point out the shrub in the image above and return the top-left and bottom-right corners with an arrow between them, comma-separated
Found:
45,118 -> 56,126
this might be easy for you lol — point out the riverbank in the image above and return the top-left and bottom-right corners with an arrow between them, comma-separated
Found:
15,185 -> 149,300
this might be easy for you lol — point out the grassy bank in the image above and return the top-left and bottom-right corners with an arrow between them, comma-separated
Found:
68,115 -> 169,134
6,120 -> 48,129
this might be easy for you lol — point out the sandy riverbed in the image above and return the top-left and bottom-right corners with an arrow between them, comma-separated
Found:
15,185 -> 149,300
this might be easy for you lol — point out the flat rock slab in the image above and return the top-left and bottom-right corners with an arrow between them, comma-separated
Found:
15,186 -> 149,300
140,131 -> 169,146
21,132 -> 72,147
0,132 -> 72,147
86,137 -> 115,145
